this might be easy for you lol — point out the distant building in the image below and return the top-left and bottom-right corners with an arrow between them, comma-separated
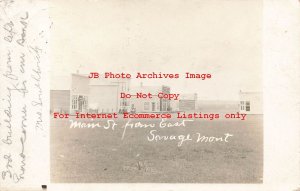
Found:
178,93 -> 197,111
197,100 -> 239,113
239,91 -> 263,114
50,75 -> 71,113
130,84 -> 170,113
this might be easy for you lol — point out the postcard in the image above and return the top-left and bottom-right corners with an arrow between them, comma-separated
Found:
0,0 -> 299,190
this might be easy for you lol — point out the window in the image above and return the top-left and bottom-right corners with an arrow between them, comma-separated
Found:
72,95 -> 78,110
144,102 -> 150,111
83,96 -> 88,109
152,102 -> 156,111
162,102 -> 167,111
72,95 -> 88,111
246,101 -> 250,111
240,101 -> 244,110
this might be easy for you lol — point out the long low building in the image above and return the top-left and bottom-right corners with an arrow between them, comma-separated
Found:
173,93 -> 198,112
129,84 -> 171,113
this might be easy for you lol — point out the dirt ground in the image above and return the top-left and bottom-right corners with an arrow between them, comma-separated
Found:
50,115 -> 263,183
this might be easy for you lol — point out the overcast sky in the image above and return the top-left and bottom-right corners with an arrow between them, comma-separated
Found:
50,0 -> 262,100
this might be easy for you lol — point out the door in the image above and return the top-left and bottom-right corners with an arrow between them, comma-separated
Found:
152,102 -> 155,112
78,95 -> 83,112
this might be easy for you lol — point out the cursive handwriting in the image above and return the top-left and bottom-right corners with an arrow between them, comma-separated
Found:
13,136 -> 26,183
3,50 -> 18,81
0,4 -> 46,184
2,154 -> 13,180
147,130 -> 193,147
2,87 -> 13,145
69,119 -> 117,130
29,46 -> 43,131
9,80 -> 28,98
16,12 -> 29,47
121,119 -> 193,140
3,21 -> 15,42
19,53 -> 25,73
0,0 -> 15,10
147,131 -> 234,147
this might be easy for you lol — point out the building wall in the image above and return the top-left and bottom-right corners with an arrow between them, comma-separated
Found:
71,74 -> 89,95
170,100 -> 179,111
160,86 -> 171,111
239,92 -> 263,114
70,74 -> 90,113
178,93 -> 197,111
130,97 -> 161,113
130,85 -> 170,113
114,80 -> 131,112
197,100 -> 239,113
179,100 -> 196,111
89,77 -> 131,112
50,90 -> 70,113
89,85 -> 119,113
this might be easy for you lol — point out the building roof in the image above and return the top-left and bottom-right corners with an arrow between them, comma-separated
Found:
130,85 -> 167,94
89,78 -> 119,86
51,73 -> 131,89
239,90 -> 262,95
180,93 -> 197,100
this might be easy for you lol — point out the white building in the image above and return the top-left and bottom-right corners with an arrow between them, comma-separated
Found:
70,74 -> 90,113
239,91 -> 263,114
51,73 -> 130,114
89,77 -> 130,113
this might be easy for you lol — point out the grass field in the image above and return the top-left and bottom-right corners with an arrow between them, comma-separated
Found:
50,114 -> 263,183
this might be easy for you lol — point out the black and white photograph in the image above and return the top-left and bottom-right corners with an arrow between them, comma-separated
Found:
49,0 -> 263,183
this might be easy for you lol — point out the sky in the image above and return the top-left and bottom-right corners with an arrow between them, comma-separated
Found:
50,0 -> 262,100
